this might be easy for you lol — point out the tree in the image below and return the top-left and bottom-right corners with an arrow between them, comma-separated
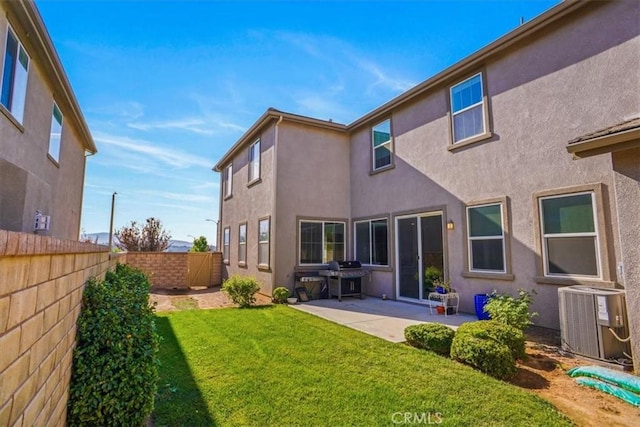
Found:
189,236 -> 209,252
115,217 -> 172,252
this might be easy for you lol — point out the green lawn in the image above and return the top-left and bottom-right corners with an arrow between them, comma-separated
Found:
153,305 -> 571,426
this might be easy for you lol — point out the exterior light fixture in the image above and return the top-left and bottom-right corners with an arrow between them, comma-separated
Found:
446,220 -> 455,231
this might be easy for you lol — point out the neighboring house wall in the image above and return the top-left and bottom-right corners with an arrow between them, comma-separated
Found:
0,1 -> 95,240
0,231 -> 116,426
349,0 -> 639,329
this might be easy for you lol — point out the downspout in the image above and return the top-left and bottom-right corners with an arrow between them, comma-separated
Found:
272,115 -> 284,293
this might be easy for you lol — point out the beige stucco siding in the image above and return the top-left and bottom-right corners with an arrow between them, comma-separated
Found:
0,10 -> 88,240
273,122 -> 350,289
349,1 -> 639,329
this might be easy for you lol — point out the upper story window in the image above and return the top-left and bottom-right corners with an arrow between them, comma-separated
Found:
299,220 -> 345,265
450,73 -> 486,144
539,192 -> 600,278
354,218 -> 388,266
223,164 -> 233,199
223,227 -> 230,263
248,139 -> 260,183
1,28 -> 30,124
372,119 -> 392,171
466,202 -> 506,273
48,103 -> 63,163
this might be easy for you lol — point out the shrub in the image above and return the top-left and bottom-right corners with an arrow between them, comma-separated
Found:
68,263 -> 159,426
484,289 -> 538,330
455,320 -> 525,360
222,275 -> 261,307
272,286 -> 290,304
404,323 -> 455,356
451,334 -> 516,380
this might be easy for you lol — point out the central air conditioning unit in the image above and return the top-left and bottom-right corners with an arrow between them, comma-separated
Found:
558,286 -> 631,364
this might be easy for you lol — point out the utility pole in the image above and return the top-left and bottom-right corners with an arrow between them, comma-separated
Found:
108,192 -> 117,251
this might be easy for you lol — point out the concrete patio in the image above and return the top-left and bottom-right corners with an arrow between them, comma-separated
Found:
289,297 -> 477,343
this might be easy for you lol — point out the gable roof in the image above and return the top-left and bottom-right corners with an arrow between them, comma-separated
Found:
4,0 -> 96,154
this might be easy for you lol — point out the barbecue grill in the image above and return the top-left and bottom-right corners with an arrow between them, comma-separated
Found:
318,261 -> 365,301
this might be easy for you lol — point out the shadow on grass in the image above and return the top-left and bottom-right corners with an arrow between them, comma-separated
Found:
153,317 -> 216,426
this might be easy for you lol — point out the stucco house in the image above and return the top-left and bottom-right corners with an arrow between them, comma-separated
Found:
214,0 -> 639,368
0,0 -> 96,240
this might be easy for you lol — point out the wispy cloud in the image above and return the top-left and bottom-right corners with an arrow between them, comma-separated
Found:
93,133 -> 212,169
137,189 -> 214,204
127,115 -> 246,135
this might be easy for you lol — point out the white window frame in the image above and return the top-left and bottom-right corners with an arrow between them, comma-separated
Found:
238,223 -> 247,265
354,218 -> 388,266
1,26 -> 30,124
48,102 -> 63,163
466,202 -> 506,274
258,218 -> 270,268
223,227 -> 230,263
539,191 -> 601,279
248,139 -> 261,183
224,164 -> 233,198
298,220 -> 346,266
371,119 -> 392,171
450,72 -> 485,144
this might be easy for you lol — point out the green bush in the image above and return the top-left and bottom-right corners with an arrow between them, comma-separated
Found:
455,320 -> 526,360
222,275 -> 261,307
451,334 -> 516,380
272,286 -> 290,304
404,323 -> 455,356
68,263 -> 159,426
484,289 -> 538,330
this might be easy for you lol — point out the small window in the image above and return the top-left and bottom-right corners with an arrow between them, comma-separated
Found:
1,28 -> 29,123
224,164 -> 233,198
450,73 -> 485,143
238,223 -> 247,265
48,103 -> 63,162
372,119 -> 392,171
354,219 -> 388,266
467,203 -> 506,273
539,192 -> 600,278
223,227 -> 230,263
258,218 -> 270,267
299,220 -> 345,265
248,139 -> 260,183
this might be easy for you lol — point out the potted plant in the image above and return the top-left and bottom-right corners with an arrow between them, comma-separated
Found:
433,278 -> 452,294
423,266 -> 443,294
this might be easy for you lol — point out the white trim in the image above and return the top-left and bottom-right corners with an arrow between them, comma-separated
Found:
258,218 -> 270,267
1,25 -> 30,124
450,72 -> 485,144
371,118 -> 392,171
353,217 -> 389,267
298,219 -> 346,266
222,227 -> 231,263
466,202 -> 507,274
224,164 -> 233,197
238,223 -> 247,264
539,191 -> 601,279
248,139 -> 261,182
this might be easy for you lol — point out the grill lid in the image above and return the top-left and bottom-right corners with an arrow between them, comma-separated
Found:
328,260 -> 362,270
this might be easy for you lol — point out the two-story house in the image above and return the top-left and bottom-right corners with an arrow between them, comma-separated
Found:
0,0 -> 96,240
215,0 -> 639,366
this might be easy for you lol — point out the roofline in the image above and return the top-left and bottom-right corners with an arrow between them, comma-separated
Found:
5,1 -> 96,154
213,108 -> 346,171
347,0 -> 585,131
567,127 -> 640,159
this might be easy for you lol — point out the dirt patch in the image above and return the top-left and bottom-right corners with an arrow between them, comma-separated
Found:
151,288 -> 639,426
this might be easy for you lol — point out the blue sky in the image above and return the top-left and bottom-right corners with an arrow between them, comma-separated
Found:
35,0 -> 559,244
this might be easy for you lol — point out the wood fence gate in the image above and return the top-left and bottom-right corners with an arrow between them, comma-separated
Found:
187,252 -> 213,287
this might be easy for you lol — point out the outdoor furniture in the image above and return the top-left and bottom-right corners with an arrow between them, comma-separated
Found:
428,292 -> 459,316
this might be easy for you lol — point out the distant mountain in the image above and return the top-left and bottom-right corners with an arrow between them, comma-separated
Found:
82,232 -> 193,251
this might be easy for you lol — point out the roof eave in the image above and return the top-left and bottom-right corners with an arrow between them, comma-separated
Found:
567,128 -> 640,159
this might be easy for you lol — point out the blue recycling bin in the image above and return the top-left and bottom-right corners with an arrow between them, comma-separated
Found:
474,294 -> 491,320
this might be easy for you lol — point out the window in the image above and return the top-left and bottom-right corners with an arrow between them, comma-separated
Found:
539,192 -> 600,277
299,220 -> 345,265
238,223 -> 247,265
1,28 -> 29,123
258,218 -> 269,267
223,227 -> 230,263
450,73 -> 485,143
372,119 -> 392,171
248,139 -> 260,183
48,103 -> 63,162
354,219 -> 388,266
224,164 -> 233,198
467,203 -> 506,273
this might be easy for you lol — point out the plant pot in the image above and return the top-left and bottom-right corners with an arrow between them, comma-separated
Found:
474,294 -> 491,320
436,286 -> 448,294
287,297 -> 298,304
436,305 -> 445,315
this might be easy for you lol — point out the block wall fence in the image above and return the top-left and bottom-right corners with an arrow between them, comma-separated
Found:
126,251 -> 223,289
0,230 -> 120,426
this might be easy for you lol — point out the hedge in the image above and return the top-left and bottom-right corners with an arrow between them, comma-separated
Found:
404,323 -> 455,356
67,263 -> 159,426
